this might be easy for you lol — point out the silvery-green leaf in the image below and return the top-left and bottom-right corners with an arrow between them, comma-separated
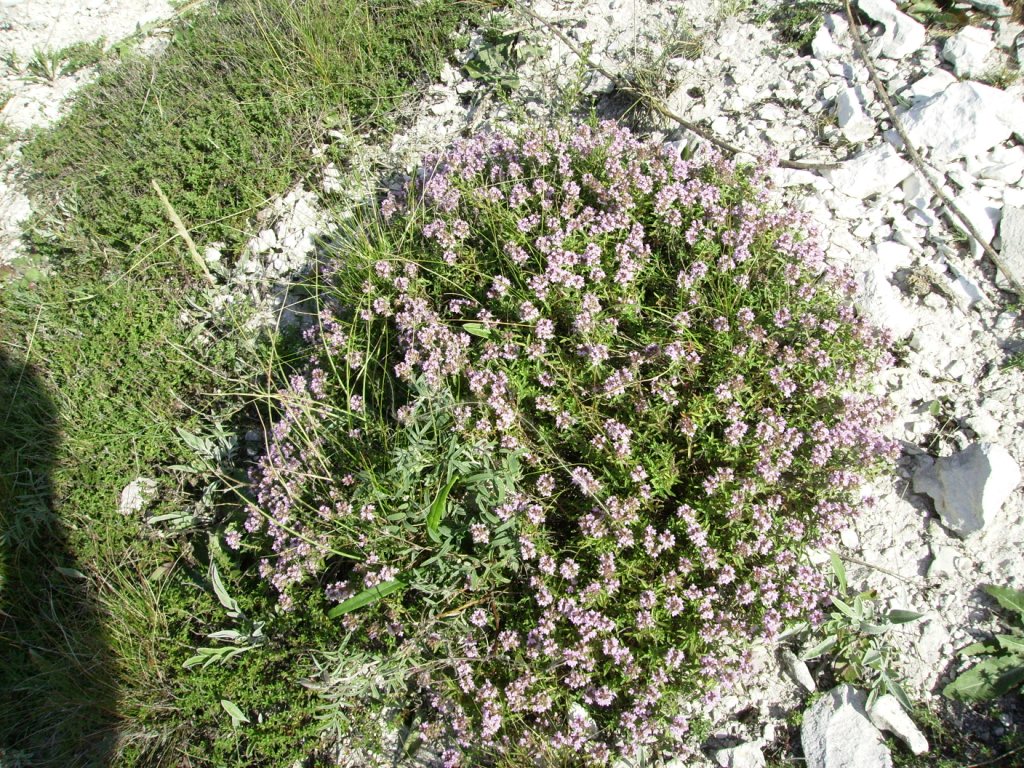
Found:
887,609 -> 925,624
829,552 -> 847,594
209,561 -> 241,618
221,699 -> 249,725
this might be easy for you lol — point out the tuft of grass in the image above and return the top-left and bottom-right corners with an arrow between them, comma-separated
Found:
2,0 -> 488,764
22,0 -> 487,271
23,40 -> 108,83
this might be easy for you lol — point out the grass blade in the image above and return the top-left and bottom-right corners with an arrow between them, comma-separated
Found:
327,579 -> 404,618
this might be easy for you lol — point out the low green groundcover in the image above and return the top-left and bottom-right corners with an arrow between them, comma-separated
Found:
240,121 -> 896,765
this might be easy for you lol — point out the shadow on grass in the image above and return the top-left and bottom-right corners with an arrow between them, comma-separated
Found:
0,350 -> 117,767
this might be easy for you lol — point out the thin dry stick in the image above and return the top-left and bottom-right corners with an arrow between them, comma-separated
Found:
843,0 -> 1024,296
151,178 -> 216,286
514,2 -> 839,171
965,743 -> 1024,768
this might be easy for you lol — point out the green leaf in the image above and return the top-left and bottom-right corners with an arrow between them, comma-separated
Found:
960,640 -> 1000,657
426,477 -> 457,542
221,699 -> 250,725
831,596 -> 858,620
983,584 -> 1024,621
55,566 -> 87,580
830,552 -> 847,594
943,655 -> 1024,700
996,634 -> 1024,655
208,560 -> 241,618
859,621 -> 891,636
777,622 -> 810,641
327,580 -> 404,618
887,679 -> 915,712
463,322 -> 491,338
887,609 -> 925,625
800,635 -> 837,660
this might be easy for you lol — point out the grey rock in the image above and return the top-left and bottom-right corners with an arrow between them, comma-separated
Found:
802,685 -> 894,768
869,696 -> 929,755
715,741 -> 766,768
995,20 -> 1024,50
943,26 -> 997,77
898,82 -> 1024,162
998,205 -> 1024,292
913,443 -> 1022,538
857,0 -> 926,59
968,0 -> 1013,17
780,647 -> 816,692
824,144 -> 913,199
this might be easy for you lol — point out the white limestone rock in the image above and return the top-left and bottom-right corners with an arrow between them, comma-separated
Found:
898,82 -> 1024,162
823,144 -> 913,199
905,69 -> 957,103
995,20 -> 1024,50
950,188 -> 1001,260
837,85 -> 876,143
966,410 -> 1001,440
998,205 -> 1024,291
857,261 -> 917,338
868,695 -> 929,755
715,742 -> 766,768
977,145 -> 1024,184
913,443 -> 1022,538
802,685 -> 894,768
927,545 -> 960,578
857,0 -> 926,59
780,648 -> 816,692
943,26 -> 997,78
812,25 -> 845,60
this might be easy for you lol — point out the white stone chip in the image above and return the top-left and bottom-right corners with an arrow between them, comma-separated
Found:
780,648 -> 816,692
913,443 -> 1022,538
969,0 -> 1013,18
943,26 -> 998,77
857,0 -> 927,59
823,144 -> 913,200
998,205 -> 1024,292
812,25 -> 845,60
950,188 -> 1001,260
905,70 -> 957,103
715,742 -> 767,768
837,85 -> 876,143
857,261 -> 917,339
869,695 -> 930,755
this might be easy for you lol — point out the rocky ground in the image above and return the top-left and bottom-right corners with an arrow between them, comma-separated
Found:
3,0 -> 1024,766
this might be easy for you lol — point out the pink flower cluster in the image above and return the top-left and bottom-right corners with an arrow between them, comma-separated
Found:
246,121 -> 897,764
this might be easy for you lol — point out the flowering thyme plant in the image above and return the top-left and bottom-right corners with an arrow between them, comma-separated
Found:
242,121 -> 897,766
